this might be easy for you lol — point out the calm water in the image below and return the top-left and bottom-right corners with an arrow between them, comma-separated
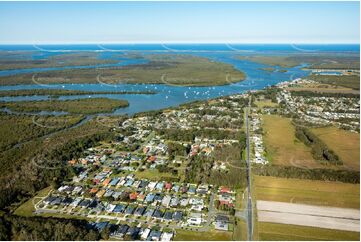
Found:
0,44 -> 358,115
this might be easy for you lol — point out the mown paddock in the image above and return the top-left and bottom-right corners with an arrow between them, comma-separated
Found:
14,186 -> 52,217
262,114 -> 322,168
258,222 -> 360,241
254,175 -> 360,209
254,99 -> 278,108
285,83 -> 360,94
310,126 -> 360,171
173,229 -> 232,241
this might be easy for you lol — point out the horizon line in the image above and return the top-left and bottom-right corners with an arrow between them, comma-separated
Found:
0,42 -> 360,45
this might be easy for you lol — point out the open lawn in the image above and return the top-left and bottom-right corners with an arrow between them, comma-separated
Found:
14,186 -> 52,217
262,115 -> 320,168
233,219 -> 247,241
174,229 -> 232,241
255,99 -> 278,108
258,222 -> 360,241
255,175 -> 360,208
310,126 -> 360,171
134,169 -> 177,182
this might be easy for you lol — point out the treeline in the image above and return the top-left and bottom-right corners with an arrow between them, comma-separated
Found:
156,128 -> 245,142
253,87 -> 280,103
0,215 -> 101,240
1,98 -> 129,115
190,108 -> 242,119
253,164 -> 359,184
295,126 -> 342,165
290,90 -> 360,99
0,89 -> 157,97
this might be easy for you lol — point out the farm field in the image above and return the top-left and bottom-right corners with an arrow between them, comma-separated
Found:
258,222 -> 360,241
262,114 -> 320,168
310,126 -> 360,171
254,175 -> 360,208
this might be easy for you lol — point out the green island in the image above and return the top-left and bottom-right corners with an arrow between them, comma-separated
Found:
0,54 -> 246,86
260,67 -> 275,72
238,53 -> 360,69
0,89 -> 156,97
0,98 -> 129,114
0,52 -> 118,70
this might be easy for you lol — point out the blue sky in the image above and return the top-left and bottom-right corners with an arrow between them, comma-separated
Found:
0,1 -> 359,44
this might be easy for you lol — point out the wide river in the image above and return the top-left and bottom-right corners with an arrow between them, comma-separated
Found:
0,44 -> 358,115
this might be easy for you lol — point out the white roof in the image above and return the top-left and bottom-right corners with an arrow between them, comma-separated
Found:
160,232 -> 173,241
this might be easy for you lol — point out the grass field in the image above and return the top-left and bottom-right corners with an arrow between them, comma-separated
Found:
174,229 -> 232,241
255,99 -> 278,108
134,169 -> 177,181
254,175 -> 360,208
14,186 -> 52,217
286,83 -> 360,94
310,126 -> 360,171
262,115 -> 321,168
258,222 -> 360,241
233,219 -> 248,241
309,74 -> 360,90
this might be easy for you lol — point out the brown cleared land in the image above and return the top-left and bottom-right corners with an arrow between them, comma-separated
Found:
254,175 -> 360,208
262,114 -> 320,168
310,126 -> 360,171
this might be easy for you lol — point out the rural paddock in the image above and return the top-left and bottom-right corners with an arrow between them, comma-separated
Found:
257,200 -> 360,232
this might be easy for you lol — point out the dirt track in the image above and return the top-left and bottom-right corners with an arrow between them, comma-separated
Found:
257,200 -> 360,232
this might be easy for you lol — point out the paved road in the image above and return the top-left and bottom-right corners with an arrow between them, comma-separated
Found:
245,96 -> 253,241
